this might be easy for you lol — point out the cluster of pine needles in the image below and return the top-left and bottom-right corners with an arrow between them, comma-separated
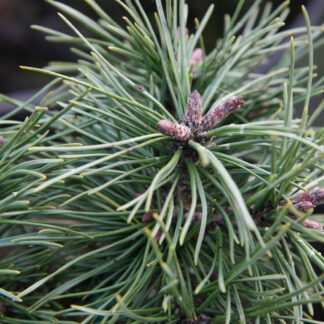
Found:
0,0 -> 323,323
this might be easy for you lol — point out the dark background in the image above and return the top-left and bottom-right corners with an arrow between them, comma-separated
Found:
0,0 -> 323,96
0,0 -> 323,319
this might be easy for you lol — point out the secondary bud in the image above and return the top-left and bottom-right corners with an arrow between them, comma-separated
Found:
142,211 -> 154,223
155,231 -> 162,243
201,96 -> 246,131
157,120 -> 191,141
294,201 -> 314,212
182,90 -> 202,129
189,48 -> 203,69
309,188 -> 324,205
302,219 -> 323,230
291,188 -> 324,206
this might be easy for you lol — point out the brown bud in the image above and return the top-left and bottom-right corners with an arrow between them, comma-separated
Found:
0,136 -> 4,148
291,188 -> 324,206
157,120 -> 191,141
302,219 -> 323,230
294,201 -> 314,212
201,96 -> 246,131
182,90 -> 202,129
155,231 -> 162,243
142,211 -> 154,223
309,188 -> 324,205
189,48 -> 203,69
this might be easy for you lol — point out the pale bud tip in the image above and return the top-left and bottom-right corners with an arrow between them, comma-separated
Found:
302,219 -> 323,230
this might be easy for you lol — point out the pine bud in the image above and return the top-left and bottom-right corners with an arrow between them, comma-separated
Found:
302,219 -> 323,230
294,201 -> 314,212
155,231 -> 162,243
0,136 -> 4,148
201,96 -> 246,131
157,120 -> 191,141
142,211 -> 154,223
309,188 -> 324,205
182,90 -> 202,129
291,188 -> 324,206
189,48 -> 203,69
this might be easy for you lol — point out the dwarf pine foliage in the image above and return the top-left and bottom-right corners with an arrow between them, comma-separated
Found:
0,0 -> 323,323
